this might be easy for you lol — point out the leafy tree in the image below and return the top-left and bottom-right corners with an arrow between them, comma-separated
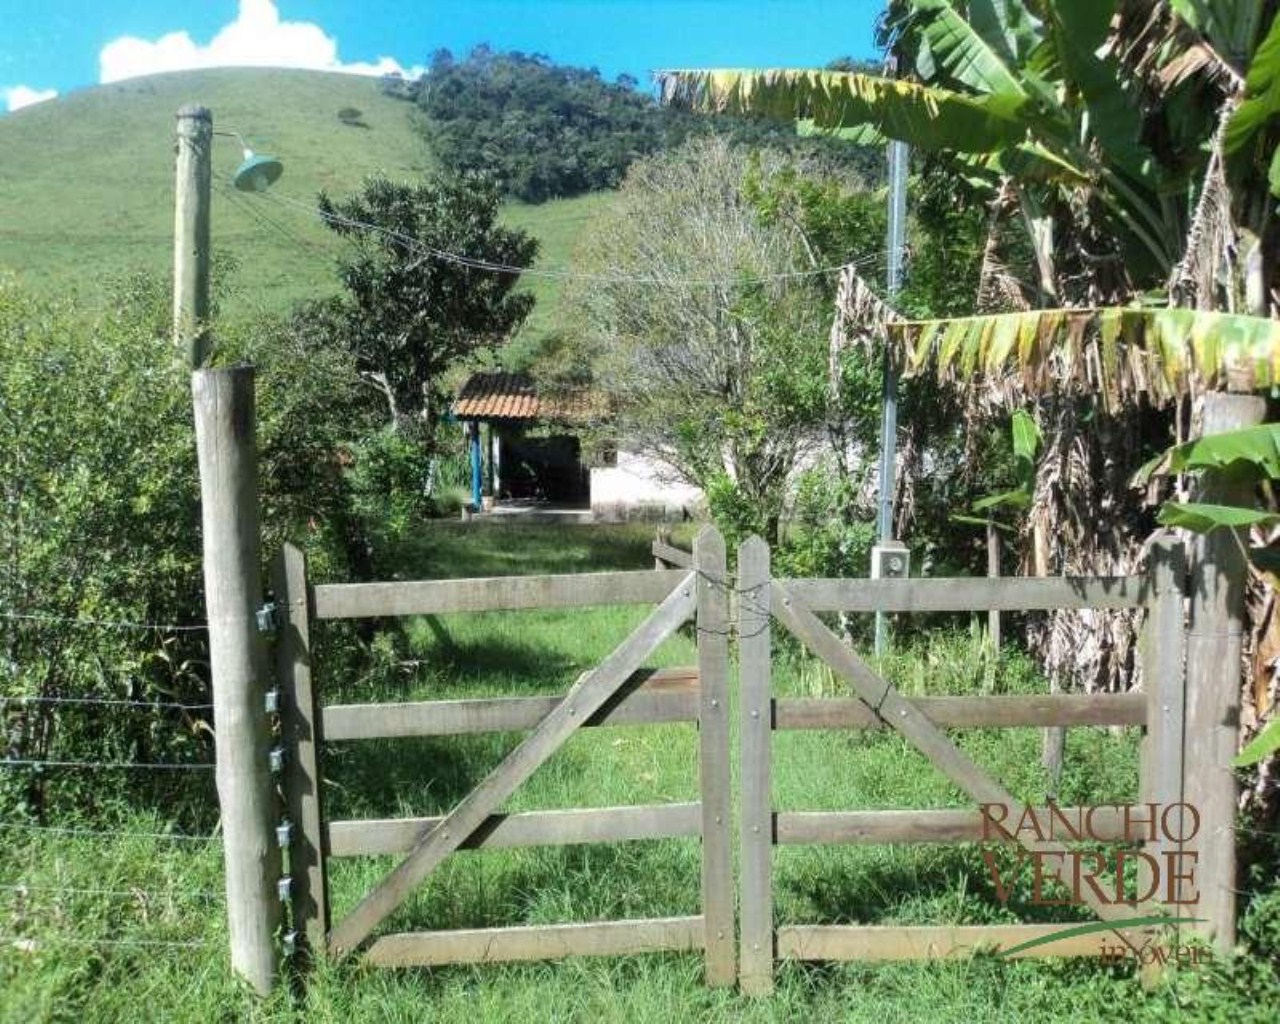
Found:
390,47 -> 885,203
557,140 -> 838,546
317,173 -> 538,436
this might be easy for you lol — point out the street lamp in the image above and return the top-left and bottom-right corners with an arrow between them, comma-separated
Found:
173,106 -> 285,367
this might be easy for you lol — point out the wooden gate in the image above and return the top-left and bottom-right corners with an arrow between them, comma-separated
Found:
733,534 -> 1191,995
272,526 -> 734,983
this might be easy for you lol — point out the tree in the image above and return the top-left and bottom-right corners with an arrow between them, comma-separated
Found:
317,173 -> 538,436
557,140 -> 834,545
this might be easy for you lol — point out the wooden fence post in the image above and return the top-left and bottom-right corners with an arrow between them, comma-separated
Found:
1139,533 -> 1187,982
987,520 -> 1001,649
193,367 -> 281,995
174,105 -> 212,368
738,536 -> 773,995
695,526 -> 735,986
273,543 -> 329,961
1185,392 -> 1265,951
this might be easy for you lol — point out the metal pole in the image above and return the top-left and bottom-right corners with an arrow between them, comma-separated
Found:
874,116 -> 909,655
174,105 -> 213,368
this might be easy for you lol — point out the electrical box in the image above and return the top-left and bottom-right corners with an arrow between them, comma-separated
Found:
871,541 -> 910,580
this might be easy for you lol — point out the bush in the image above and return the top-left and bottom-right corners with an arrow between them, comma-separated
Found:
0,276 -> 377,822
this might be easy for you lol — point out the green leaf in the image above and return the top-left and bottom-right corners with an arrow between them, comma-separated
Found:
913,0 -> 1028,99
1011,409 -> 1041,463
1156,502 -> 1280,533
973,488 -> 1032,512
1270,145 -> 1280,197
1225,10 -> 1280,154
951,513 -> 1018,533
1233,720 -> 1280,767
658,68 -> 1030,153
1134,424 -> 1280,485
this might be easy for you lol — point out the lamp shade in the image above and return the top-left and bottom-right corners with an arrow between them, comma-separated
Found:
233,150 -> 284,192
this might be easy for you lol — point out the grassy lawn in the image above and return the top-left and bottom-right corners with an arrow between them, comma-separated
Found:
2,522 -> 1277,1022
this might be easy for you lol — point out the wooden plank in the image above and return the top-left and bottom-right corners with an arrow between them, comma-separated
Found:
769,580 -> 1147,940
323,667 -> 699,740
327,803 -> 703,857
327,575 -> 697,957
1139,535 -> 1189,986
364,916 -> 705,967
653,540 -> 693,569
784,574 -> 1146,613
695,527 -> 734,987
1143,539 -> 1189,895
312,569 -> 688,619
777,924 -> 1158,962
775,806 -> 1137,845
774,694 -> 1147,731
737,536 -> 774,996
273,543 -> 330,961
192,367 -> 280,995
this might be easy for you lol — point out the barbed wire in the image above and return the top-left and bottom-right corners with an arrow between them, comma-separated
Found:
0,610 -> 206,632
0,695 -> 212,711
0,883 -> 222,901
0,934 -> 209,950
0,822 -> 218,843
0,759 -> 214,771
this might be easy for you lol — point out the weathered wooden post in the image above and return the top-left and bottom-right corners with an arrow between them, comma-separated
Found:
1185,391 -> 1266,952
1139,533 -> 1188,984
695,526 -> 735,986
174,105 -> 212,368
986,520 -> 1001,649
273,543 -> 329,960
193,366 -> 281,994
738,536 -> 773,995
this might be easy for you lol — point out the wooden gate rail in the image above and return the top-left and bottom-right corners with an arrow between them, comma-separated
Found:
735,534 -> 1186,996
311,569 -> 688,618
274,527 -> 735,985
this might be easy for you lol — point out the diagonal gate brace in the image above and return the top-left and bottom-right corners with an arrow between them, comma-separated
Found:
770,579 -> 1156,951
328,574 -> 698,957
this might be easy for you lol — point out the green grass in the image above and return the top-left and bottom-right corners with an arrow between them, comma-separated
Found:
3,522 -> 1278,1022
0,69 -> 613,336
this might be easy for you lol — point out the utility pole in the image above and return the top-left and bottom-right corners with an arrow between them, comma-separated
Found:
179,107 -> 282,995
874,67 -> 909,656
174,104 -> 212,368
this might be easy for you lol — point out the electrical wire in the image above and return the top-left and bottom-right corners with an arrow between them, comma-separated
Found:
252,188 -> 893,287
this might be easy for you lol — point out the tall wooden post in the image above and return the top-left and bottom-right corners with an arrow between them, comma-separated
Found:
1185,391 -> 1266,951
174,105 -> 213,368
1139,534 -> 1188,984
695,526 -> 735,986
986,520 -> 1001,649
193,367 -> 281,994
738,536 -> 773,995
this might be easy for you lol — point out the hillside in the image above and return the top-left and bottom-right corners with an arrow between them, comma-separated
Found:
0,67 -> 604,333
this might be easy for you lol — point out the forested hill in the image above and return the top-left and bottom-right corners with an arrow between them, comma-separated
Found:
383,47 -> 883,202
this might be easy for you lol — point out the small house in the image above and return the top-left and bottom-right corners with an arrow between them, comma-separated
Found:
453,372 -> 702,521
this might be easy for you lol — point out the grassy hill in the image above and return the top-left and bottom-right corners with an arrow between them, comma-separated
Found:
0,67 -> 605,337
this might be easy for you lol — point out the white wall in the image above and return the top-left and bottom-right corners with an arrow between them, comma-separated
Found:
590,450 -> 703,520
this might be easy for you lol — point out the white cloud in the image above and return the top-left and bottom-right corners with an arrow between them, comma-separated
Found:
99,0 -> 425,83
4,85 -> 58,112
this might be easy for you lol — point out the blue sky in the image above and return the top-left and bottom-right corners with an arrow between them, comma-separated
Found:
0,1 -> 884,112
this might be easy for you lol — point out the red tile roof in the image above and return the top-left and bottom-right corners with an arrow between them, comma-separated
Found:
453,372 -> 600,422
